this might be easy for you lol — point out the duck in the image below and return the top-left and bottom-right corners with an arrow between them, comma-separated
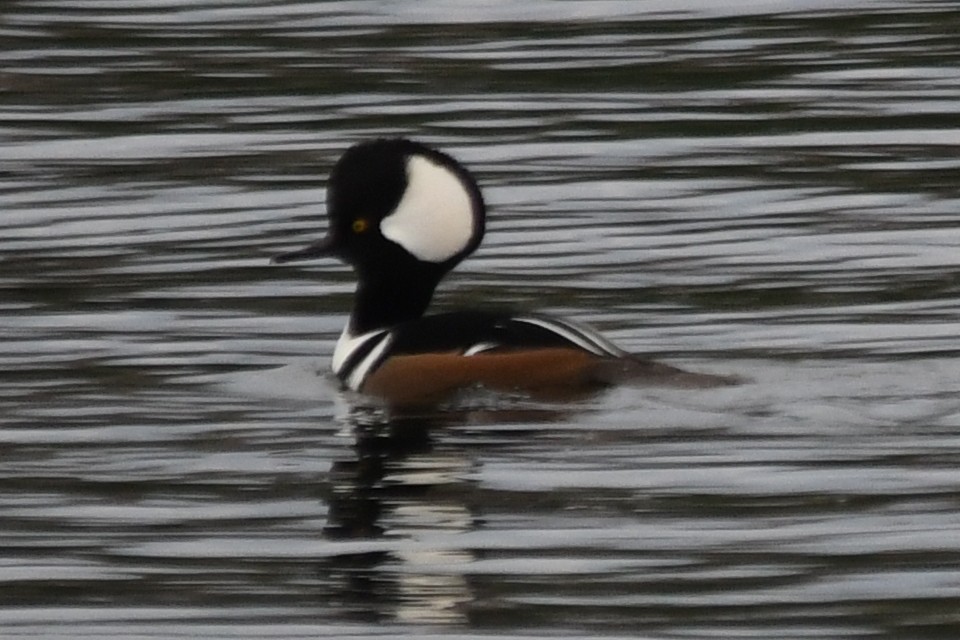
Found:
273,138 -> 733,404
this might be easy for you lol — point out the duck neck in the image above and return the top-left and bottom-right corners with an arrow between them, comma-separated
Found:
348,269 -> 443,335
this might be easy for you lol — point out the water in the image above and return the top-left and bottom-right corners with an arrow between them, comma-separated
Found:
3,1 -> 960,638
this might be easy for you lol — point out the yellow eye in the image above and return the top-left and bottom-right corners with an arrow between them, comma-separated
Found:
352,218 -> 369,234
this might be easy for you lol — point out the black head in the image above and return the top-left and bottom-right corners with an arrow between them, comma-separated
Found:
272,139 -> 486,279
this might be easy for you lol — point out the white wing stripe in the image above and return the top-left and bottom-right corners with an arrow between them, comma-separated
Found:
512,316 -> 624,357
464,341 -> 498,356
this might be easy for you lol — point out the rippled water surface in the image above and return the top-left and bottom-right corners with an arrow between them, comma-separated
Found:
3,1 -> 960,638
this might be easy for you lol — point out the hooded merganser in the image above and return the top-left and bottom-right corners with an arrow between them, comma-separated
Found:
273,139 -> 732,404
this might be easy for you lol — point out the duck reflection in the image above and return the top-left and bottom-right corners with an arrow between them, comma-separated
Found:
318,398 -> 572,625
324,412 -> 442,541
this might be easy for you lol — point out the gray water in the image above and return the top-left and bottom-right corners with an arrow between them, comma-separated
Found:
3,1 -> 960,638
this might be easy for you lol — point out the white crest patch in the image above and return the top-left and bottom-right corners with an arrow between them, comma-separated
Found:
380,154 -> 475,263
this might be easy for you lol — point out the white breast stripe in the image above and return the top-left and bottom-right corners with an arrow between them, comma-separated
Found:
346,332 -> 393,391
512,316 -> 625,358
332,328 -> 388,376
